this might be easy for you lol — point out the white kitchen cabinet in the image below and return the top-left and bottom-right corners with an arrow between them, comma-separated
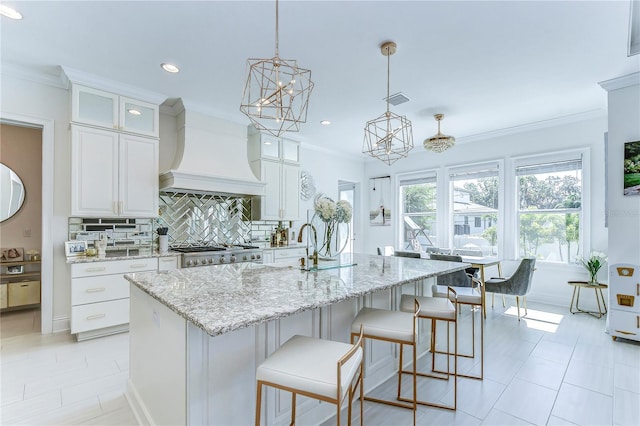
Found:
72,84 -> 159,137
158,256 -> 180,271
0,284 -> 7,309
70,258 -> 158,341
248,127 -> 301,221
250,160 -> 300,221
71,125 -> 159,217
609,264 -> 640,342
262,247 -> 306,265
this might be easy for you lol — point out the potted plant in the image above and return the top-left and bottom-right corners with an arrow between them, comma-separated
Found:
579,252 -> 607,285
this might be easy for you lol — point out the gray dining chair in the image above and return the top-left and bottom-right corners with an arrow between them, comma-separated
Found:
395,251 -> 421,259
429,253 -> 476,287
484,257 -> 536,321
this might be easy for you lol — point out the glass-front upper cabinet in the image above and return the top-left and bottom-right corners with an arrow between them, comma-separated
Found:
120,97 -> 158,137
260,134 -> 281,159
72,85 -> 118,130
282,138 -> 299,163
72,84 -> 159,137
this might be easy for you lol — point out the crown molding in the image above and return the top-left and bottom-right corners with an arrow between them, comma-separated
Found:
61,65 -> 166,104
599,72 -> 640,92
302,140 -> 365,163
455,109 -> 607,145
0,62 -> 68,89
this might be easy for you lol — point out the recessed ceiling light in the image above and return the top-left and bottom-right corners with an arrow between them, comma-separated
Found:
320,120 -> 331,126
263,141 -> 272,145
161,63 -> 179,73
0,5 -> 23,19
127,109 -> 142,116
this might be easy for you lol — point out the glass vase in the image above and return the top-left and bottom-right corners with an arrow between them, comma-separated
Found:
311,213 -> 350,260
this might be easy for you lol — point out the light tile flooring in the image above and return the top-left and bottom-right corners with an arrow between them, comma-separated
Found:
2,301 -> 639,425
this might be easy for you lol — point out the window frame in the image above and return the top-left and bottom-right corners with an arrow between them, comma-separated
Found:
396,170 -> 439,249
511,149 -> 590,264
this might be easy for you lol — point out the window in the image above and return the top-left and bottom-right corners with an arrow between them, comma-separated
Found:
450,165 -> 500,256
399,173 -> 437,250
516,157 -> 582,263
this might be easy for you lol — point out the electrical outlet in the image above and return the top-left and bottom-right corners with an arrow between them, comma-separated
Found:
23,228 -> 31,237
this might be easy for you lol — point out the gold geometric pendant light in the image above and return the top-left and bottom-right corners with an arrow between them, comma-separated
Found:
424,113 -> 455,153
240,0 -> 314,137
363,41 -> 413,165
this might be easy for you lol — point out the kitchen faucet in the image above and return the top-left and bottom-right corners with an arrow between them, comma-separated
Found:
297,223 -> 317,245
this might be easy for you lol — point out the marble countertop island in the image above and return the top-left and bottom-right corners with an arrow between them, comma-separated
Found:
125,253 -> 467,337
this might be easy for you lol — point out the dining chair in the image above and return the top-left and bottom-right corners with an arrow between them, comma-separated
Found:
484,257 -> 536,320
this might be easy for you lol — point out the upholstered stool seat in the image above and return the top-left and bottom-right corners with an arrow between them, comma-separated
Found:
432,284 -> 484,380
255,331 -> 364,426
350,307 -> 416,341
350,302 -> 421,425
399,291 -> 458,411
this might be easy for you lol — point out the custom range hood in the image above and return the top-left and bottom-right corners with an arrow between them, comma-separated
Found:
159,102 -> 265,196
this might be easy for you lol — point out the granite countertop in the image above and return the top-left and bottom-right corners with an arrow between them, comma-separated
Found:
67,252 -> 180,264
125,253 -> 468,337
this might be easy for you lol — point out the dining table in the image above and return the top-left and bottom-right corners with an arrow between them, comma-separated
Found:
393,250 -> 503,318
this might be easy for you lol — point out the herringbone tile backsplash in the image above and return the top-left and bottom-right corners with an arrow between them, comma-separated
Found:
158,192 -> 252,248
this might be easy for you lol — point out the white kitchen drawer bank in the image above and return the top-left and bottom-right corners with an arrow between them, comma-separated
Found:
608,264 -> 640,342
70,258 -> 158,341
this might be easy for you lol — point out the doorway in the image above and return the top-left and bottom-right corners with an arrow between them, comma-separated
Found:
338,181 -> 356,253
0,114 -> 54,335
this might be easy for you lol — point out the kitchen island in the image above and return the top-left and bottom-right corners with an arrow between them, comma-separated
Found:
125,253 -> 467,426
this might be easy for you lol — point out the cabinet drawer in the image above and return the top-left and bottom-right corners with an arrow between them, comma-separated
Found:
71,258 -> 158,278
71,298 -> 129,334
0,284 -> 7,309
610,310 -> 640,341
72,276 -> 129,305
8,281 -> 40,306
274,248 -> 306,260
158,256 -> 179,271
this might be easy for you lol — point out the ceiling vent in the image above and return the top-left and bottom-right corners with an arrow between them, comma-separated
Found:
384,92 -> 410,106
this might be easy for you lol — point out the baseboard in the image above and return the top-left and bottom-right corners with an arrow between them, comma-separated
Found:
75,324 -> 128,341
52,315 -> 70,334
126,378 -> 153,426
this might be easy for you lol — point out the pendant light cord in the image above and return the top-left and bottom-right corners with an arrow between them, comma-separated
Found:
275,0 -> 279,58
386,46 -> 390,113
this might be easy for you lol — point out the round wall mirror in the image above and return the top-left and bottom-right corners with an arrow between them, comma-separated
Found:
0,163 -> 26,222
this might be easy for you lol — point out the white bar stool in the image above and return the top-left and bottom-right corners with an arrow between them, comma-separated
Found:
350,299 -> 421,426
399,288 -> 458,410
255,328 -> 364,426
432,280 -> 484,380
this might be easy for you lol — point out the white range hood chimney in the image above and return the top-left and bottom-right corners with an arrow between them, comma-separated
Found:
159,102 -> 265,196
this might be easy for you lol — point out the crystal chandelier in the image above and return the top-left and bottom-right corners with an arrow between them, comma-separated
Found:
363,41 -> 413,165
240,0 -> 314,137
424,114 -> 455,153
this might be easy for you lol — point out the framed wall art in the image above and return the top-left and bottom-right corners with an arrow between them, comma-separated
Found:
0,247 -> 24,262
369,176 -> 391,226
624,140 -> 640,196
65,240 -> 87,257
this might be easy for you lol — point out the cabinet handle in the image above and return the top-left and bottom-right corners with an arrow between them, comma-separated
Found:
20,284 -> 30,287
119,201 -> 124,215
86,314 -> 106,320
637,315 -> 639,329
113,201 -> 118,215
615,330 -> 637,335
637,283 -> 639,296
160,258 -> 173,262
129,264 -> 148,269
85,267 -> 107,272
86,287 -> 106,293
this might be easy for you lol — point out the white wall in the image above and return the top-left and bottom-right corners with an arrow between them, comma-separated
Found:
298,146 -> 366,253
362,115 -> 609,307
1,74 -> 72,330
603,74 -> 640,267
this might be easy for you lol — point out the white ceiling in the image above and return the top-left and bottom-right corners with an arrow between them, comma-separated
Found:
2,1 -> 639,157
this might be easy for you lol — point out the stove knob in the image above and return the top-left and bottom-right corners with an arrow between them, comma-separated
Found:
219,256 -> 225,263
243,255 -> 248,261
208,258 -> 213,264
201,259 -> 208,265
250,254 -> 256,260
186,259 -> 193,267
256,254 -> 261,260
230,255 -> 236,263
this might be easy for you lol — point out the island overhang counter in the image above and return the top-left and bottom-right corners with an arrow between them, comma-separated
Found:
124,253 -> 468,426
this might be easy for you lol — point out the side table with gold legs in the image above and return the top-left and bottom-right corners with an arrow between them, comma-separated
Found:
568,281 -> 608,318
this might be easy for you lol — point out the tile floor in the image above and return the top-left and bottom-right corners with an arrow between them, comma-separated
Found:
1,301 -> 639,425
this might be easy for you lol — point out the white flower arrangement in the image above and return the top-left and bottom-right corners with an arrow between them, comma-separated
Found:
313,194 -> 353,257
578,251 -> 607,284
